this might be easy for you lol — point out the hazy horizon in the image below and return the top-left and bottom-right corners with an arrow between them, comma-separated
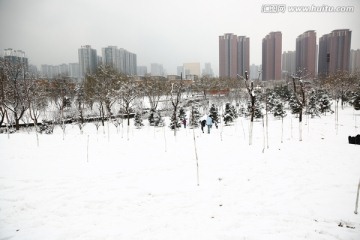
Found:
0,0 -> 359,76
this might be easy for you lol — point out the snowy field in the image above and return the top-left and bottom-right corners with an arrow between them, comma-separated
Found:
1,107 -> 360,240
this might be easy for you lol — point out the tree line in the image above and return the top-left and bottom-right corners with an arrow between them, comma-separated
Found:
1,58 -> 360,135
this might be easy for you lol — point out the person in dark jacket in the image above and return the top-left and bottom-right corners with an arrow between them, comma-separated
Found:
183,118 -> 187,128
200,119 -> 206,133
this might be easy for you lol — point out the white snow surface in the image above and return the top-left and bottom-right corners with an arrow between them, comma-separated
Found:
1,107 -> 360,240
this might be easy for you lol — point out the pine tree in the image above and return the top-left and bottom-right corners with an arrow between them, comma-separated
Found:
306,90 -> 320,118
178,107 -> 186,121
148,108 -> 156,126
253,100 -> 263,119
153,111 -> 164,127
230,105 -> 238,119
169,111 -> 181,129
266,91 -> 277,113
353,95 -> 360,111
189,105 -> 201,128
318,91 -> 333,114
134,111 -> 144,128
149,109 -> 164,127
223,102 -> 234,125
209,104 -> 219,124
289,94 -> 302,115
246,100 -> 263,119
273,99 -> 287,118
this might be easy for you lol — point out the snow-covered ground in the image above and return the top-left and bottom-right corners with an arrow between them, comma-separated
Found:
1,107 -> 360,240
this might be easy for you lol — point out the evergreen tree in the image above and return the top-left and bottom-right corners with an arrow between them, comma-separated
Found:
266,91 -> 277,113
230,105 -> 238,119
134,111 -> 144,128
289,94 -> 302,115
149,109 -> 164,126
353,95 -> 360,111
178,107 -> 186,121
169,111 -> 181,129
318,91 -> 333,114
154,111 -> 164,127
273,99 -> 287,118
253,100 -> 264,119
306,90 -> 320,118
189,104 -> 201,128
223,102 -> 235,125
246,100 -> 263,119
274,85 -> 291,102
209,104 -> 219,124
239,104 -> 246,117
148,108 -> 156,126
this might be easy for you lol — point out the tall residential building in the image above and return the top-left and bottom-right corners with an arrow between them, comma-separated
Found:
350,49 -> 360,73
318,29 -> 352,76
78,45 -> 98,79
202,62 -> 214,77
219,33 -> 250,78
118,48 -> 137,75
183,62 -> 201,77
151,63 -> 164,76
102,46 -> 119,70
3,48 -> 29,71
262,32 -> 282,81
59,64 -> 69,76
296,30 -> 317,76
282,51 -> 296,78
102,46 -> 137,75
69,63 -> 80,79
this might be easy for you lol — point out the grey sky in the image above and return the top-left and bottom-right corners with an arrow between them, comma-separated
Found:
0,0 -> 359,76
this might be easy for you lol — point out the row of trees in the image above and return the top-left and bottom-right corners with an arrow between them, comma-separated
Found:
1,58 -> 360,134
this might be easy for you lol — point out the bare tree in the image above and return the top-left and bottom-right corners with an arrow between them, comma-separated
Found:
118,75 -> 141,126
27,79 -> 48,129
142,76 -> 166,111
240,71 -> 256,145
84,65 -> 120,126
290,76 -> 307,141
0,58 -> 31,130
168,80 -> 184,136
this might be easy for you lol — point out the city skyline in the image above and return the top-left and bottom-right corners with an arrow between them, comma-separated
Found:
0,0 -> 359,76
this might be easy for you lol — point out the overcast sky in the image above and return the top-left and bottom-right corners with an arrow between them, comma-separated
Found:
0,0 -> 359,75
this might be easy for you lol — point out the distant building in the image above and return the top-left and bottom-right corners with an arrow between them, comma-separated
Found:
219,33 -> 250,78
101,46 -> 137,75
296,30 -> 317,77
78,45 -> 98,79
3,48 -> 29,71
59,64 -> 69,76
282,51 -> 296,78
262,31 -> 282,81
202,62 -> 214,77
119,48 -> 137,75
151,63 -> 164,76
177,66 -> 184,76
183,62 -> 200,78
102,46 -> 119,70
249,64 -> 261,80
350,49 -> 360,73
318,29 -> 352,76
137,66 -> 148,76
69,63 -> 80,79
40,65 -> 55,79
